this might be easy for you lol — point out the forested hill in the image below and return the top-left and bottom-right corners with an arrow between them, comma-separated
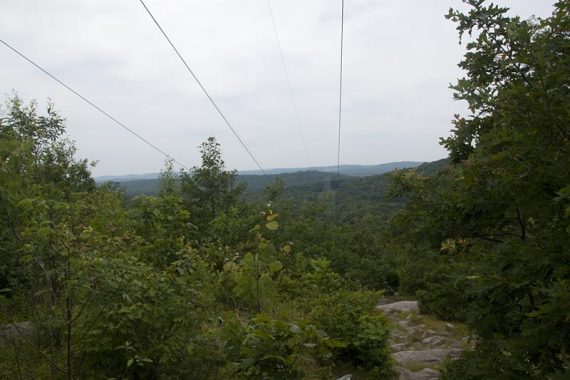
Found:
239,161 -> 423,176
262,159 -> 448,223
102,170 -> 351,198
103,160 -> 441,199
95,161 -> 423,184
103,159 -> 447,225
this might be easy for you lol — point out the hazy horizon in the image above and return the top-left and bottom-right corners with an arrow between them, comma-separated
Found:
95,159 -> 429,178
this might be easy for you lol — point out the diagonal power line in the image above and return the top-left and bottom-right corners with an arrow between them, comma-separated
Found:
0,38 -> 190,171
337,0 -> 345,176
266,0 -> 311,168
137,0 -> 266,175
330,0 -> 345,222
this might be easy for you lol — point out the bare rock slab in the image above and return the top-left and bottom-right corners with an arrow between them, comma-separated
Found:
396,367 -> 440,380
392,348 -> 463,366
377,301 -> 419,314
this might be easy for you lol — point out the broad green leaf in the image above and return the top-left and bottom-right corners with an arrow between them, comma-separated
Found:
265,221 -> 279,231
223,261 -> 236,272
269,261 -> 283,273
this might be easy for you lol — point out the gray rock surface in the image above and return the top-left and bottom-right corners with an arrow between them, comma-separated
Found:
0,321 -> 34,346
392,349 -> 463,366
377,300 -> 419,314
421,336 -> 445,346
396,367 -> 440,380
378,298 -> 471,379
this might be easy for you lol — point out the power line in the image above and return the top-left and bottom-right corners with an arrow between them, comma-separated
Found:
0,38 -> 190,171
266,0 -> 311,168
337,0 -> 345,176
330,0 -> 345,223
137,0 -> 267,175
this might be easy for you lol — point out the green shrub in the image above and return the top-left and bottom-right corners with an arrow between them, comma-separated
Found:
309,290 -> 393,377
230,314 -> 337,379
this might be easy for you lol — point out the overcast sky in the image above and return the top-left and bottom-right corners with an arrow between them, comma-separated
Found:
0,0 -> 556,176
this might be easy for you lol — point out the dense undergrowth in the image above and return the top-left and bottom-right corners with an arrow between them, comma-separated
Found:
0,99 -> 395,379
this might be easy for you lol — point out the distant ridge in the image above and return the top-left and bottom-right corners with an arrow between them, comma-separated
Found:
95,161 -> 424,183
95,173 -> 165,182
239,161 -> 423,176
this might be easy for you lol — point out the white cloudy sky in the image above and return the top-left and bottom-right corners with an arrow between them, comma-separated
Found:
0,0 -> 555,175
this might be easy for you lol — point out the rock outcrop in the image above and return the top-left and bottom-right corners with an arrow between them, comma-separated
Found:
377,300 -> 420,314
377,300 -> 470,380
392,348 -> 463,366
396,367 -> 440,380
0,321 -> 34,346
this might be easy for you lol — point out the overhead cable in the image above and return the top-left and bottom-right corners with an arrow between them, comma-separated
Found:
137,0 -> 266,175
0,38 -> 190,171
330,0 -> 346,222
337,0 -> 345,175
266,0 -> 311,168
